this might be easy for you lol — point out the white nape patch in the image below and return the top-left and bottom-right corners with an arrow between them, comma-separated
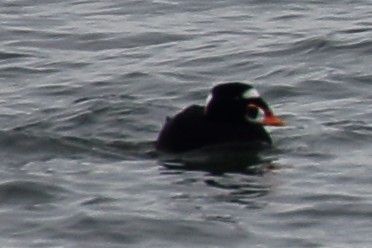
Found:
205,93 -> 213,106
243,88 -> 260,99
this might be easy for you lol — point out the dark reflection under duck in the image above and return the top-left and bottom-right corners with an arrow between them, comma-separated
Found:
158,142 -> 278,175
158,143 -> 279,207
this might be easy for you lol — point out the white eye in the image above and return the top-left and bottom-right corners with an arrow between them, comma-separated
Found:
255,108 -> 265,122
246,106 -> 265,123
243,88 -> 260,99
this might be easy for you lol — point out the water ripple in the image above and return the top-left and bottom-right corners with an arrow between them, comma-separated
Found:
1,0 -> 372,247
0,180 -> 66,206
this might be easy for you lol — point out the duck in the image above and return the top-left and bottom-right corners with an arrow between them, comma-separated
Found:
156,82 -> 284,152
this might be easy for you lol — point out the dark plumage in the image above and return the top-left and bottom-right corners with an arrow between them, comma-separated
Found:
156,82 -> 284,152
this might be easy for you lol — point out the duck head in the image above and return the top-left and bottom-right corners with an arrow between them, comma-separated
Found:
205,82 -> 284,126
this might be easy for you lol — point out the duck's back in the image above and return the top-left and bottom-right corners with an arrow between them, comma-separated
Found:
156,105 -> 272,152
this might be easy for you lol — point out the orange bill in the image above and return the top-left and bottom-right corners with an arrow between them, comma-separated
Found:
262,113 -> 285,126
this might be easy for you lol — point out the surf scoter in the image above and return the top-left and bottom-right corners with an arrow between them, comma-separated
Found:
156,82 -> 284,152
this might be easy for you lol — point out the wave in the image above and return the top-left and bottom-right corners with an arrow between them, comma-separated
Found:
48,213 -> 248,246
0,180 -> 66,206
0,129 -> 155,165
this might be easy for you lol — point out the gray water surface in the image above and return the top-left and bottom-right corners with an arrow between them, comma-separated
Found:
1,0 -> 372,247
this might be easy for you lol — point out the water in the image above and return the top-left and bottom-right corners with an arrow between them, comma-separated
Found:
1,0 -> 372,247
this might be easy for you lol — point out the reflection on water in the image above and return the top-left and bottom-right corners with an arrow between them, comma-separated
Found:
158,143 -> 277,174
158,144 -> 279,208
205,175 -> 272,207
